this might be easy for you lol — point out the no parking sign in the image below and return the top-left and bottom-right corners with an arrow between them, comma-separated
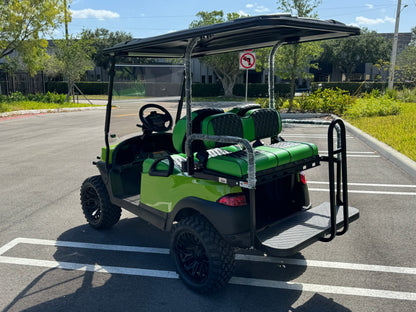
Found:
239,52 -> 256,70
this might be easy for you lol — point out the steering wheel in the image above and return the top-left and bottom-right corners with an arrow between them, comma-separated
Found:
138,103 -> 173,133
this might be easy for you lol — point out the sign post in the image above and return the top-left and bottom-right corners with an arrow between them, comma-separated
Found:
239,51 -> 256,103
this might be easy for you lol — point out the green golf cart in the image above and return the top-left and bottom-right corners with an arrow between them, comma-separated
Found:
80,14 -> 360,293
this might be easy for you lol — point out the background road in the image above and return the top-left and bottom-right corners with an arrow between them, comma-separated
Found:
0,105 -> 415,312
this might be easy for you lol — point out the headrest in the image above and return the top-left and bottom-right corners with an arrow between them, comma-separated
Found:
241,108 -> 281,141
200,112 -> 244,149
172,108 -> 224,153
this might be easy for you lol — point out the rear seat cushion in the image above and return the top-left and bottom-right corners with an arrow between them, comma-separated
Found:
204,141 -> 318,178
205,149 -> 278,178
259,141 -> 318,163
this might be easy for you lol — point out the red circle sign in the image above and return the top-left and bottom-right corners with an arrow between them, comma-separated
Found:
240,52 -> 256,69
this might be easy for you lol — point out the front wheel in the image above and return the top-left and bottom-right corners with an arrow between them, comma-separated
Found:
170,215 -> 235,293
80,175 -> 121,229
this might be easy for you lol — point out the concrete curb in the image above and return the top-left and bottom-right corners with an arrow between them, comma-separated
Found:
0,106 -> 106,118
341,118 -> 416,182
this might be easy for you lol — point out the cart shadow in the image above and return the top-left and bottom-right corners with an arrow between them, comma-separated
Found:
3,217 -> 351,312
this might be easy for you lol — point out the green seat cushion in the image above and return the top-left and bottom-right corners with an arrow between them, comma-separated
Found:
206,149 -> 277,178
258,141 -> 318,162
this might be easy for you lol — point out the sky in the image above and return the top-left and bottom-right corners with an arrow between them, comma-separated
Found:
58,0 -> 416,39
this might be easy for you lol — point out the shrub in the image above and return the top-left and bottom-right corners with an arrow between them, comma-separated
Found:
298,88 -> 353,115
0,91 -> 66,104
255,96 -> 287,109
345,93 -> 402,118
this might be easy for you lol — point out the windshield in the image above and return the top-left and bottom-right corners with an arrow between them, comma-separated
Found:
109,63 -> 184,144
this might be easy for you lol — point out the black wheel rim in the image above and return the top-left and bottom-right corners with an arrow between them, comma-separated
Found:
175,231 -> 209,284
83,186 -> 101,223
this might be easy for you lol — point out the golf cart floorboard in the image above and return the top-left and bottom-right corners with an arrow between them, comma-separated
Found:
257,202 -> 359,257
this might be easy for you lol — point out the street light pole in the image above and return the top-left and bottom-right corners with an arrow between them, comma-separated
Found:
388,0 -> 407,89
63,0 -> 69,40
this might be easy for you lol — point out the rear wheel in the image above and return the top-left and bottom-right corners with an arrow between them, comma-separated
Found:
170,215 -> 235,293
80,175 -> 121,229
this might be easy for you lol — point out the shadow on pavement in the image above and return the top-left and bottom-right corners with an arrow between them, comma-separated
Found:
3,217 -> 351,312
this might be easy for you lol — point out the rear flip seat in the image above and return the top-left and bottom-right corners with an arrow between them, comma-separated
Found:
148,107 -> 319,179
202,107 -> 319,178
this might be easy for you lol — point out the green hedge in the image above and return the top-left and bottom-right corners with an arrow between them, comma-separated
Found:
192,83 -> 224,97
233,83 -> 291,97
311,82 -> 416,95
45,81 -> 109,95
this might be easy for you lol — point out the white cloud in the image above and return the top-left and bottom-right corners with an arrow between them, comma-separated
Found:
254,5 -> 270,13
365,4 -> 374,9
245,3 -> 270,14
238,10 -> 250,17
70,9 -> 120,20
355,16 -> 395,26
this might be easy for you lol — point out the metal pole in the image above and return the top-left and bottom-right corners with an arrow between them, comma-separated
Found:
388,0 -> 406,89
268,41 -> 284,108
245,69 -> 248,103
63,0 -> 69,40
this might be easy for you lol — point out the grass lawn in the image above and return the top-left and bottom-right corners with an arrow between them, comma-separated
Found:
0,101 -> 98,114
345,102 -> 416,162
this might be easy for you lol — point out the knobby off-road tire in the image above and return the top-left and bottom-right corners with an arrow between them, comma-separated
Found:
80,175 -> 121,229
170,215 -> 235,293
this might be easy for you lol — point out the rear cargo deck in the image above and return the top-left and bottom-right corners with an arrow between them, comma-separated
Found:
257,202 -> 359,256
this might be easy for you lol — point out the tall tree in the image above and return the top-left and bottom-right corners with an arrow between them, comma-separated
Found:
275,0 -> 323,111
80,28 -> 132,69
319,29 -> 391,81
45,36 -> 95,101
0,0 -> 67,75
396,45 -> 416,82
190,11 -> 244,96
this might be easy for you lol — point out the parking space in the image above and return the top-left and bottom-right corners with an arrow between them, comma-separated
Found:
0,110 -> 415,311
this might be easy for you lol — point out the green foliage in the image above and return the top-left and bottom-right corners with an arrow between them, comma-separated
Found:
344,92 -> 401,118
346,103 -> 416,161
319,29 -> 391,81
396,46 -> 416,82
310,81 -> 415,94
0,0 -> 66,75
256,96 -> 289,110
0,91 -> 66,104
189,11 -> 245,96
277,0 -> 321,18
80,28 -> 132,69
297,88 -> 353,115
192,84 -> 224,97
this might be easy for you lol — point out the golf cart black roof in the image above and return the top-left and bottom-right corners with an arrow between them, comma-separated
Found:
104,14 -> 360,58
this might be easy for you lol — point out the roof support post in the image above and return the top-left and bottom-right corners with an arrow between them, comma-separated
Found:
185,37 -> 200,174
268,41 -> 284,109
105,56 -> 116,169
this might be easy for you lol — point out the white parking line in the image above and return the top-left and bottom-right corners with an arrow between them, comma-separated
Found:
309,188 -> 416,196
308,181 -> 416,188
1,238 -> 416,301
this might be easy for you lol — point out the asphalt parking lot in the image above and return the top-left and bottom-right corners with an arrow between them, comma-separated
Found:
0,104 -> 415,312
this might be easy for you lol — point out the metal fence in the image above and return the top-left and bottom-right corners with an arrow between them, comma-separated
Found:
0,71 -> 45,95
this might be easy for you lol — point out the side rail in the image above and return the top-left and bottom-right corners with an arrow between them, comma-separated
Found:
320,119 -> 349,241
282,118 -> 350,242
